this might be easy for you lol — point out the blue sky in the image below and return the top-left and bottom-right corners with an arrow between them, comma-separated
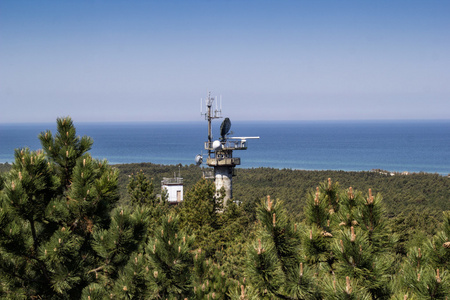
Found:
1,0 -> 449,123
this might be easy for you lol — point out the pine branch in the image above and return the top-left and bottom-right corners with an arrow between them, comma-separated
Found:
28,218 -> 39,253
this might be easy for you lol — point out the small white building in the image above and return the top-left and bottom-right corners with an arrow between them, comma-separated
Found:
161,177 -> 183,204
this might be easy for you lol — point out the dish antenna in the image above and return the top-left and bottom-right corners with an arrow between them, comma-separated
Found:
195,154 -> 203,166
220,117 -> 232,141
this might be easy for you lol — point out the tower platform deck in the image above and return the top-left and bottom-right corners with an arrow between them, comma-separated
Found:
206,157 -> 240,166
204,140 -> 247,151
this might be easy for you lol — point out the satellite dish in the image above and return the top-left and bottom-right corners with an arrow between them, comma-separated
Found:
220,117 -> 231,141
195,154 -> 203,165
212,140 -> 222,150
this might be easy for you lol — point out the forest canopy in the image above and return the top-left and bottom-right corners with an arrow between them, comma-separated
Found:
0,117 -> 449,299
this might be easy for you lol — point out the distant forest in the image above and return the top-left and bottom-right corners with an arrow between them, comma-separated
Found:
113,163 -> 449,218
2,161 -> 449,229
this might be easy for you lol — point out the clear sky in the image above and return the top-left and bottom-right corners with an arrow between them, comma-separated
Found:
1,0 -> 449,123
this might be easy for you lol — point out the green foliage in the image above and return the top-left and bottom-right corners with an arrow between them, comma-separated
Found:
0,117 -> 140,299
331,226 -> 394,298
176,179 -> 256,298
424,211 -> 450,270
192,248 -> 238,300
180,179 -> 223,255
113,163 -> 449,236
398,262 -> 450,299
1,120 -> 450,299
127,170 -> 157,206
244,179 -> 404,299
181,179 -> 222,228
304,186 -> 332,230
245,196 -> 318,299
39,117 -> 93,190
0,162 -> 11,174
147,213 -> 195,299
302,179 -> 338,273
356,189 -> 392,252
335,186 -> 361,229
232,168 -> 450,224
114,162 -> 204,203
82,204 -> 152,298
321,275 -> 372,300
389,210 -> 438,256
3,148 -> 59,223
396,211 -> 450,299
126,169 -> 170,238
257,196 -> 302,274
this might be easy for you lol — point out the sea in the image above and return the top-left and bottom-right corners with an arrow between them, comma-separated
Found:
0,120 -> 449,175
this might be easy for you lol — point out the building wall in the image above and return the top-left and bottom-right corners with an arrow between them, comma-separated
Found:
162,184 -> 183,203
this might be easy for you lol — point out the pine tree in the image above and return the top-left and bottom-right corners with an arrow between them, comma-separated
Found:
302,179 -> 339,273
192,248 -> 230,299
0,148 -> 60,298
424,211 -> 450,271
180,178 -> 224,256
329,187 -> 395,299
331,224 -> 394,298
127,170 -> 157,206
0,172 -> 5,194
146,213 -> 195,299
39,117 -> 93,191
396,211 -> 450,299
245,196 -> 319,299
356,189 -> 392,253
127,170 -> 168,238
335,186 -> 360,230
321,275 -> 372,300
82,205 -> 151,298
0,117 -> 147,298
214,201 -> 255,281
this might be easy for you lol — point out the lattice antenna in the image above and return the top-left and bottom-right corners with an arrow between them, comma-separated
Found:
201,91 -> 222,156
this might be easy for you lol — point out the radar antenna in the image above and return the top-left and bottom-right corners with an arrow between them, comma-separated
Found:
220,117 -> 231,141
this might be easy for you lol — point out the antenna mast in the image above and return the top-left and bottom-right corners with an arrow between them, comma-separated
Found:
202,91 -> 222,158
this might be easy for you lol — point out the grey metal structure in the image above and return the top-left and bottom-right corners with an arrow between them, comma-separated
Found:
197,92 -> 259,205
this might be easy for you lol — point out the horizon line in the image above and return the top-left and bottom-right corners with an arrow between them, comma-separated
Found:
1,118 -> 450,125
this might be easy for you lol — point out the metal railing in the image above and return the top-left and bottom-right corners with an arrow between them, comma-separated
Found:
204,140 -> 247,151
161,177 -> 183,185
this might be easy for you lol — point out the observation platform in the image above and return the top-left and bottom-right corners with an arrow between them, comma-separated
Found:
206,157 -> 241,167
204,139 -> 247,151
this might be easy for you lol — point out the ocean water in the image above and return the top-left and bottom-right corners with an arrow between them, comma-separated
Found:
0,121 -> 449,175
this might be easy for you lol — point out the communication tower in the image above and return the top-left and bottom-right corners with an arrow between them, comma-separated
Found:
195,92 -> 259,205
